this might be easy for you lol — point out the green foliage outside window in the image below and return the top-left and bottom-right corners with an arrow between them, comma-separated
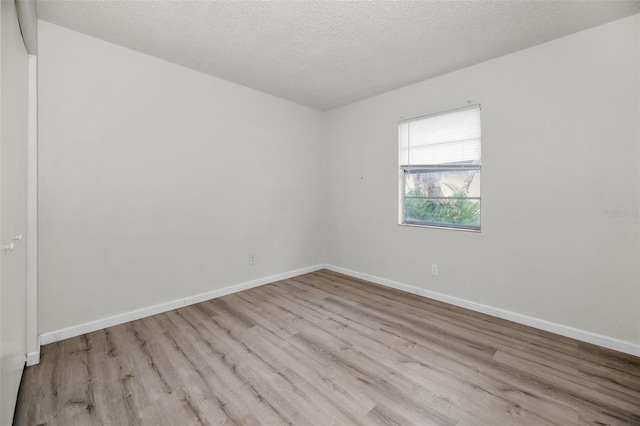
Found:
405,183 -> 480,227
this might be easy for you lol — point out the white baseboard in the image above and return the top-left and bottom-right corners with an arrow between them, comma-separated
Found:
37,263 -> 640,358
26,349 -> 40,366
39,264 -> 324,346
324,264 -> 640,357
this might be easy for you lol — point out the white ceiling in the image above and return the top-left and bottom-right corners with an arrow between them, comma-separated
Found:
37,0 -> 639,111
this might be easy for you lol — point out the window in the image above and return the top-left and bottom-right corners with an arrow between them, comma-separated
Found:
399,105 -> 481,231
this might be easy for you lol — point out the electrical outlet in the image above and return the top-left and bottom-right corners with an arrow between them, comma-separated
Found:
249,254 -> 257,265
431,264 -> 438,276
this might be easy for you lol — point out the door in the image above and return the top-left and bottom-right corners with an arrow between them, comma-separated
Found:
0,0 -> 29,424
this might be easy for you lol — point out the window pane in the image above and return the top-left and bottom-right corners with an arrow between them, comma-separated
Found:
404,169 -> 480,198
404,198 -> 480,227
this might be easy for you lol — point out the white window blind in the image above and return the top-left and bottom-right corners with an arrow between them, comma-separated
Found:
399,105 -> 481,167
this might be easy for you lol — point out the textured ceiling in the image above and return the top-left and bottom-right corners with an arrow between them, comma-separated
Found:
37,0 -> 640,111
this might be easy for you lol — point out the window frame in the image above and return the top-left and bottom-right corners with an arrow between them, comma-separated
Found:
399,105 -> 481,232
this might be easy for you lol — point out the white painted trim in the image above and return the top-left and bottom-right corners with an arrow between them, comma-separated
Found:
38,263 -> 640,357
39,264 -> 324,346
637,13 -> 640,358
324,264 -> 640,357
25,54 -> 38,360
26,349 -> 40,366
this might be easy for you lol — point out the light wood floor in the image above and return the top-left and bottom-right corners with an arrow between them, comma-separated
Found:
14,270 -> 640,425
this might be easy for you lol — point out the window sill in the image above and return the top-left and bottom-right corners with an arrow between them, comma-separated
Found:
398,223 -> 481,233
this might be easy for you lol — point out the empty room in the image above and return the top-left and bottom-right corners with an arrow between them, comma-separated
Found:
1,0 -> 640,424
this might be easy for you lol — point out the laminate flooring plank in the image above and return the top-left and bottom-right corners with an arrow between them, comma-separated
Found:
315,270 -> 580,358
183,304 -> 335,426
288,321 -> 459,425
361,403 -> 420,426
344,288 -> 582,369
223,292 -> 299,339
577,406 -> 639,426
317,269 -> 581,352
154,311 -> 269,424
389,321 -> 635,424
14,341 -> 59,425
321,317 -> 477,411
578,342 -> 640,378
458,386 -> 579,426
263,282 -> 333,324
15,270 -> 640,425
240,325 -> 376,422
578,360 -> 640,399
494,349 -> 640,413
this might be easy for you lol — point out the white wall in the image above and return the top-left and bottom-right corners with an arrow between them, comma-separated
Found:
38,22 -> 325,334
1,1 -> 29,424
324,15 -> 640,346
37,15 -> 640,352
